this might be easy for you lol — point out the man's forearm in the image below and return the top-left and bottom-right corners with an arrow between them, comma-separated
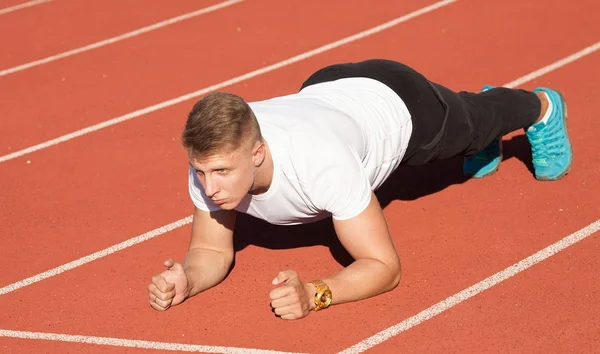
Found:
183,248 -> 233,297
309,258 -> 400,308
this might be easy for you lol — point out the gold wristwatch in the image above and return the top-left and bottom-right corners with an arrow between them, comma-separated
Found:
310,280 -> 332,311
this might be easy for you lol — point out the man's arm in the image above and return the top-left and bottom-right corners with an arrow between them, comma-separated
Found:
268,191 -> 400,318
183,206 -> 237,298
148,206 -> 236,310
308,191 -> 401,307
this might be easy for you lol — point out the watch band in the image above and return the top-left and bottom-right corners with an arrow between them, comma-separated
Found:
311,279 -> 333,311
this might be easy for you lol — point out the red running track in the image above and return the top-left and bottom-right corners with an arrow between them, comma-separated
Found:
1,0 -> 599,352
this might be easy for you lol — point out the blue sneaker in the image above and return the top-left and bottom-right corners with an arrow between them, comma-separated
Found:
463,85 -> 503,178
525,88 -> 573,180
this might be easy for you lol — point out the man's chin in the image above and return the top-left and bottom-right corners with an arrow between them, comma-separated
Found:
217,200 -> 238,210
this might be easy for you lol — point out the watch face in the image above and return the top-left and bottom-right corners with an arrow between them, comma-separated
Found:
320,290 -> 333,305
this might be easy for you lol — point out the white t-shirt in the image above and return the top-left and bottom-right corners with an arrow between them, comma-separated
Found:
188,77 -> 413,225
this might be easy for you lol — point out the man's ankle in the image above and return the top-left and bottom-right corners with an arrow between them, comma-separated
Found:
534,91 -> 550,124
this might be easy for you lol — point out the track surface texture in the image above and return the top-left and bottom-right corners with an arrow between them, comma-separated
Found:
1,0 -> 599,353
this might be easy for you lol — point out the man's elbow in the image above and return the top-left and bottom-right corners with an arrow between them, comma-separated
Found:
389,263 -> 402,289
379,258 -> 401,291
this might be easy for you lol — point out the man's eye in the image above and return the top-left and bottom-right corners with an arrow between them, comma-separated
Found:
217,169 -> 227,174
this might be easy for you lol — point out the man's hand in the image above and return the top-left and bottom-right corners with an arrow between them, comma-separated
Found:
269,270 -> 314,320
148,258 -> 190,311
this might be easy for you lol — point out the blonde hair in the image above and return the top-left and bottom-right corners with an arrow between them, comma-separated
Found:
182,92 -> 262,158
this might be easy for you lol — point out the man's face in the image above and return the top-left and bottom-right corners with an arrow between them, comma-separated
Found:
189,142 -> 260,210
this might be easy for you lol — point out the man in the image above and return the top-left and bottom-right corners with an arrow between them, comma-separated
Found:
147,59 -> 572,320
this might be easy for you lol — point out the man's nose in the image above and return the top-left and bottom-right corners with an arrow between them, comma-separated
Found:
203,175 -> 219,197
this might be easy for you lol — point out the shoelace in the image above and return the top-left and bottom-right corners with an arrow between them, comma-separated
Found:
528,119 -> 566,162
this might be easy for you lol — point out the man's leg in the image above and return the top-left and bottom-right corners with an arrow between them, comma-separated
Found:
299,59 -> 573,180
462,85 -> 503,178
431,83 -> 572,181
385,64 -> 573,181
424,83 -> 544,160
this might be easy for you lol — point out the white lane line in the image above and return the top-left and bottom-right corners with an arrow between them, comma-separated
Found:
339,219 -> 600,354
0,216 -> 192,295
0,0 -> 458,163
0,0 -> 244,77
0,0 -> 51,16
0,329 -> 305,353
504,41 -> 600,88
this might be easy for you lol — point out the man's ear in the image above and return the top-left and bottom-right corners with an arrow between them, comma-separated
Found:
252,141 -> 266,166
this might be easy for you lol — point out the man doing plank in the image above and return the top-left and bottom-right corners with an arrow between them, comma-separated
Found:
147,59 -> 572,320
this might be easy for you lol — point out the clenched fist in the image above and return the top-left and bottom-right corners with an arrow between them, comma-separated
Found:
148,258 -> 190,311
269,270 -> 314,320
